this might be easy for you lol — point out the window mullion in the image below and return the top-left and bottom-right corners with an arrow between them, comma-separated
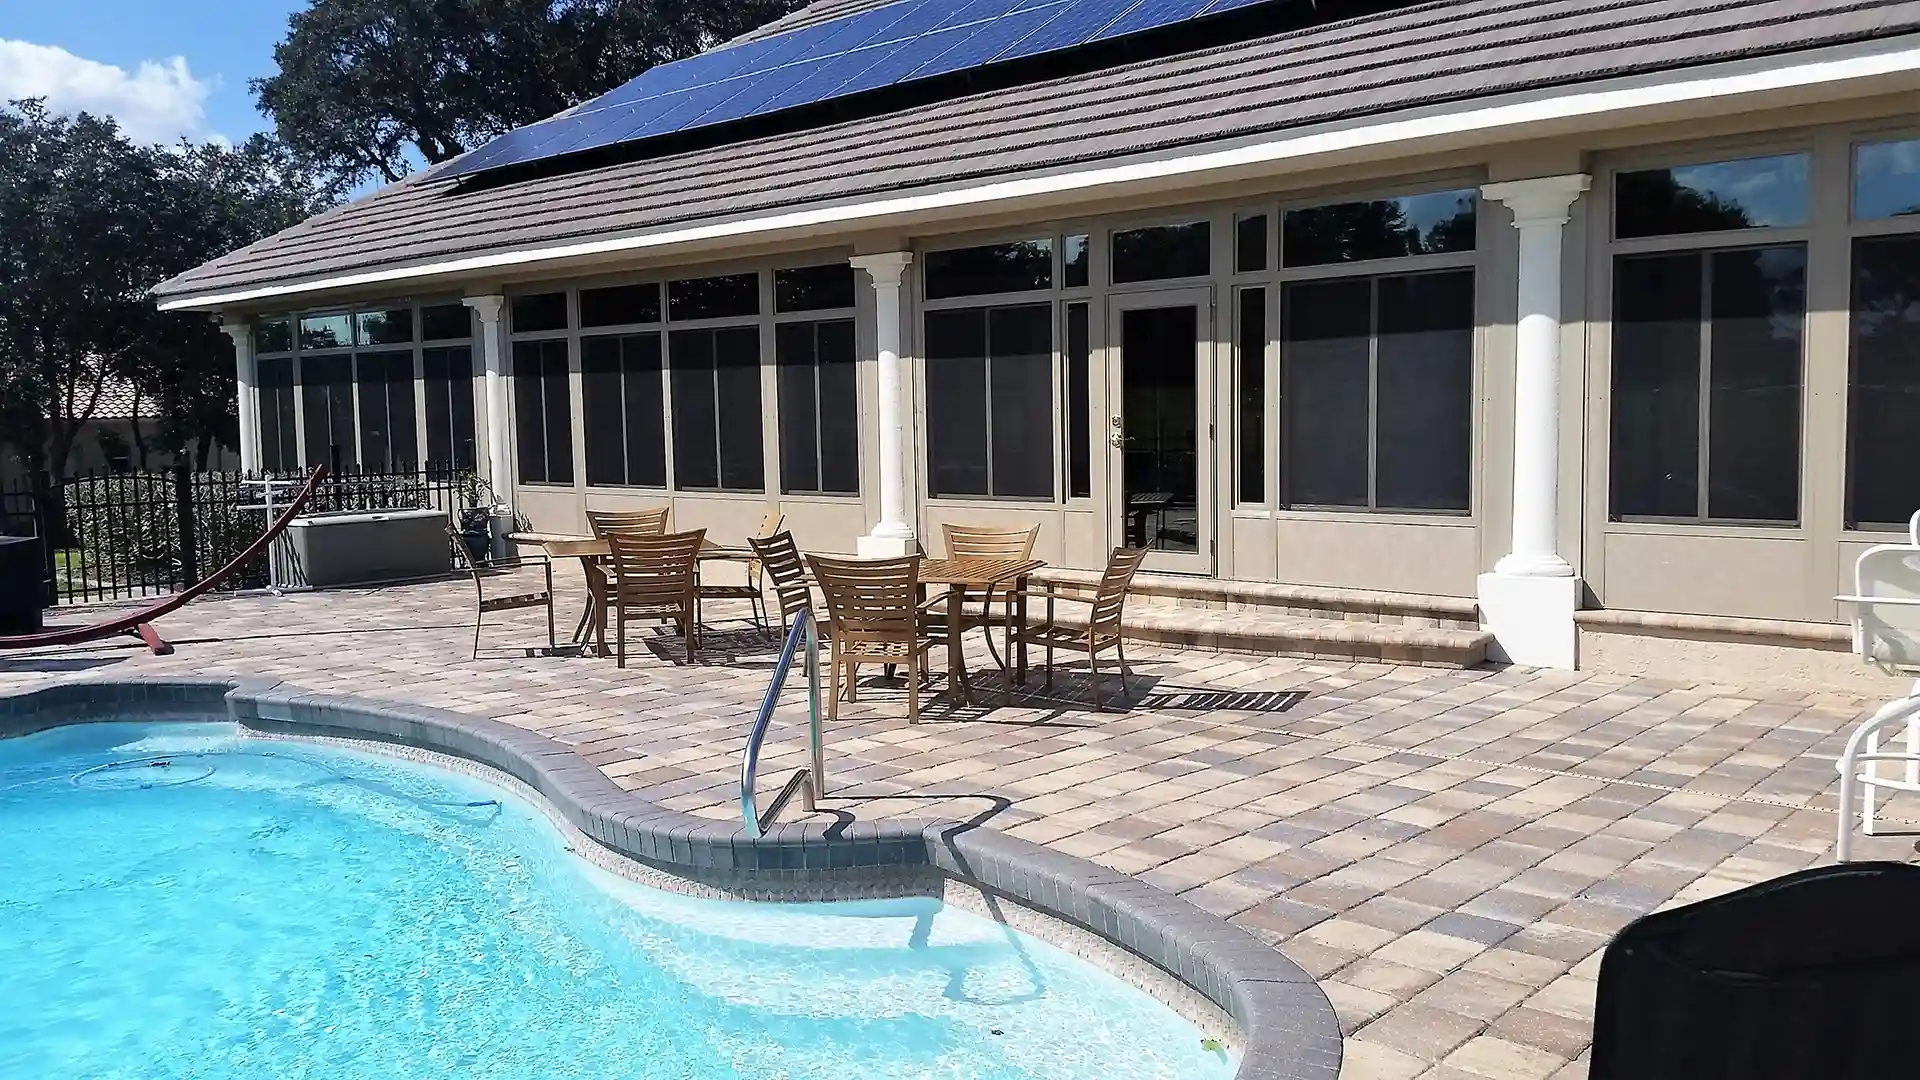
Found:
1367,277 -> 1380,511
983,310 -> 997,497
1697,255 -> 1713,521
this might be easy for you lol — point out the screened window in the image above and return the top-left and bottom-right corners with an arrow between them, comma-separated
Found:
1615,154 -> 1809,238
512,339 -> 572,484
1112,221 -> 1210,283
1236,214 -> 1269,273
1236,287 -> 1266,504
423,346 -> 476,470
580,283 -> 661,327
669,274 -> 759,321
1065,303 -> 1091,500
1856,138 -> 1920,221
1063,235 -> 1090,288
774,264 -> 856,313
1848,235 -> 1920,527
355,351 -> 418,470
582,333 -> 666,487
420,303 -> 472,341
1284,189 -> 1476,266
924,304 -> 1053,498
355,309 -> 413,346
511,293 -> 569,333
1281,270 -> 1473,511
257,357 -> 298,473
924,240 -> 1052,299
255,319 -> 293,353
776,320 -> 858,494
1610,246 -> 1805,523
299,354 -> 356,468
668,326 -> 763,491
298,314 -> 352,350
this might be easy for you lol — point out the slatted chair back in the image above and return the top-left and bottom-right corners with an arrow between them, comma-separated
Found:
605,528 -> 705,608
808,554 -> 920,649
1089,548 -> 1148,640
749,531 -> 811,624
943,522 -> 1040,561
587,506 -> 669,539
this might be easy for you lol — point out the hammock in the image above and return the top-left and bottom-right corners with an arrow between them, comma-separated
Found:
0,465 -> 329,655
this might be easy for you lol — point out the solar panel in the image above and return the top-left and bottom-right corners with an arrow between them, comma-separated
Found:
439,0 -> 1286,180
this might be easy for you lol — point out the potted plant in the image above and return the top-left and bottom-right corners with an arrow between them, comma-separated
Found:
455,472 -> 499,564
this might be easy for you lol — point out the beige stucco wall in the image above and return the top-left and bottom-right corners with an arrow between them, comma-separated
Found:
244,87 -> 1920,631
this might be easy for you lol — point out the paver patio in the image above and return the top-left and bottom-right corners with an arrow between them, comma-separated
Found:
4,565 -> 1915,1080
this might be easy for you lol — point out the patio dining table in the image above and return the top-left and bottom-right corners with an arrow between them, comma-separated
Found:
542,535 -> 753,656
919,556 -> 1045,706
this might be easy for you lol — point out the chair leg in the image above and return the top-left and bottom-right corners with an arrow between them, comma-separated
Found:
908,653 -> 921,725
1045,638 -> 1054,690
615,605 -> 627,669
472,609 -> 483,661
544,563 -> 556,653
1117,639 -> 1132,681
827,649 -> 841,723
844,661 -> 859,702
683,611 -> 695,665
1089,650 -> 1104,711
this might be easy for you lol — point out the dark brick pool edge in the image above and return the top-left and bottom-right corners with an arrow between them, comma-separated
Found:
0,676 -> 1340,1080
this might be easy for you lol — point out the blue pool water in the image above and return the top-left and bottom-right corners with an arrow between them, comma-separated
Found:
0,723 -> 1236,1080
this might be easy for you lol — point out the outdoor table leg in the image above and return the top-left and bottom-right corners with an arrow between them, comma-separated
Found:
947,581 -> 970,705
1014,574 -> 1028,685
581,560 -> 608,657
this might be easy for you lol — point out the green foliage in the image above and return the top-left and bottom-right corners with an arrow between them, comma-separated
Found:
64,473 -> 182,580
0,102 -> 339,479
253,0 -> 803,189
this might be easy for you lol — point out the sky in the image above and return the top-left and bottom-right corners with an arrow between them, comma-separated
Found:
0,0 -> 304,145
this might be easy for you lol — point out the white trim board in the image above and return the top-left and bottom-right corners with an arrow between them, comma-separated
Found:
160,34 -> 1920,312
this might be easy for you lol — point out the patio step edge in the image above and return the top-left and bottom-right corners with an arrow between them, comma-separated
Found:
1032,605 -> 1493,668
1029,567 -> 1481,631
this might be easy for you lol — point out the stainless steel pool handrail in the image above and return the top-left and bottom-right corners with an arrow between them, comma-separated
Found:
740,608 -> 824,838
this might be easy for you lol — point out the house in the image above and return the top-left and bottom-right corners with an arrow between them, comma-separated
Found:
155,0 -> 1920,685
0,378 -> 236,489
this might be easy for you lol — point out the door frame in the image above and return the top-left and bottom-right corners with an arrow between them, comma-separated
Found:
1105,285 -> 1217,576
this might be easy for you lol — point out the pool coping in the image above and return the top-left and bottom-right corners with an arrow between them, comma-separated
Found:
0,675 -> 1341,1080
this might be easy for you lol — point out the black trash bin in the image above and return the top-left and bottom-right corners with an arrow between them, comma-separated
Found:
0,534 -> 46,633
1592,861 -> 1920,1080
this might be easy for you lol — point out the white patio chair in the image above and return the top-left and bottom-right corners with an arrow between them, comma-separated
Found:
1833,510 -> 1920,860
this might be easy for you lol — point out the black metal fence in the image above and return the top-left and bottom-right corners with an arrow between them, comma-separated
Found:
0,464 -> 473,607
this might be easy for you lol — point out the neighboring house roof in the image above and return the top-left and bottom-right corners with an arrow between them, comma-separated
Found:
74,378 -> 150,421
154,0 -> 1920,307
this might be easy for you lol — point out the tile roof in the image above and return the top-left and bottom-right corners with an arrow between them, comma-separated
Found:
155,0 -> 1920,304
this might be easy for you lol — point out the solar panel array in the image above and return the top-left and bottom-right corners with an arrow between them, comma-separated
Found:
440,0 -> 1274,179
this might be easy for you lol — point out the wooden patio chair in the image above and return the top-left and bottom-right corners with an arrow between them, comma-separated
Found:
606,528 -> 705,667
808,553 -> 939,724
747,529 -> 813,631
937,522 -> 1040,670
1012,547 -> 1147,709
586,506 -> 669,538
447,523 -> 556,659
697,509 -> 784,636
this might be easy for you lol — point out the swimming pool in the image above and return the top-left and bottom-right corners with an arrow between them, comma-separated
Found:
0,722 -> 1236,1080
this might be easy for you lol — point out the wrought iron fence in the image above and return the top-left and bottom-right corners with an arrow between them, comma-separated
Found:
0,463 -> 475,606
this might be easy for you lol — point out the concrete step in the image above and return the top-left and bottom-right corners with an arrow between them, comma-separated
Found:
1025,593 -> 1494,668
1029,567 -> 1482,632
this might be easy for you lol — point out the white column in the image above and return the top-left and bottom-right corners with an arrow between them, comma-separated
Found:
1478,174 -> 1590,669
463,295 -> 514,512
851,253 -> 917,558
220,320 -> 259,474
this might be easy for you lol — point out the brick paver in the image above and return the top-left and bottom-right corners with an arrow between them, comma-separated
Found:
4,566 -> 1914,1080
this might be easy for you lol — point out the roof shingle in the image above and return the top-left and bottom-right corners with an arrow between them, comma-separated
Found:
156,0 -> 1920,303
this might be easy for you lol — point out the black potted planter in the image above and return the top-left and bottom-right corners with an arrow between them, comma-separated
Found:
457,506 -> 493,565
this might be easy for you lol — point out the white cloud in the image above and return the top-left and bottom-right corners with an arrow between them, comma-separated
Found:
0,39 -> 219,145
